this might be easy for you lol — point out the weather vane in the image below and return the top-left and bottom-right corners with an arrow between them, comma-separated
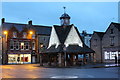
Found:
63,6 -> 66,13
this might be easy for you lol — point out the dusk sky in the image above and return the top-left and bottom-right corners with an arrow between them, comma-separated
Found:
2,2 -> 118,33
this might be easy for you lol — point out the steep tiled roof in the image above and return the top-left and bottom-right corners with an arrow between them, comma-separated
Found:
111,22 -> 120,31
2,22 -> 52,35
43,44 -> 94,54
43,24 -> 94,54
94,32 -> 105,39
33,25 -> 51,35
2,22 -> 28,32
53,25 -> 72,44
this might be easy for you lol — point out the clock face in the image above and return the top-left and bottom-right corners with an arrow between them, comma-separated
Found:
65,19 -> 68,23
61,19 -> 69,25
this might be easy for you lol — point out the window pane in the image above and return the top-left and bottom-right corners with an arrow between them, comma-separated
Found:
13,32 -> 17,38
23,32 -> 27,38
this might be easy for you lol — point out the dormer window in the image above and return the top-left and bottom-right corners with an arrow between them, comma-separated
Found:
23,32 -> 27,38
13,32 -> 17,38
32,34 -> 35,39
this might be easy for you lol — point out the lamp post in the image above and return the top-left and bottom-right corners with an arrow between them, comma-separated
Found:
2,30 -> 8,64
29,30 -> 33,64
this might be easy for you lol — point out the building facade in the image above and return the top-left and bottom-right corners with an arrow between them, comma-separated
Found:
40,11 -> 95,67
33,25 -> 51,63
102,22 -> 120,63
90,32 -> 104,63
91,22 -> 120,63
0,27 -> 2,64
1,18 -> 51,64
81,30 -> 92,48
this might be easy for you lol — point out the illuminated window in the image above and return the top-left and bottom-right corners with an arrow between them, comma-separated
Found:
104,52 -> 110,60
21,42 -> 24,50
13,32 -> 17,38
40,43 -> 44,48
104,51 -> 118,60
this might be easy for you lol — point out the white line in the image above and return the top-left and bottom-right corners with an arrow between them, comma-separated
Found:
51,76 -> 78,79
87,75 -> 95,78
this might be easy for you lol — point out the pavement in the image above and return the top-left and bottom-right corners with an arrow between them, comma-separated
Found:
75,63 -> 120,69
0,63 -> 120,79
39,63 -> 120,69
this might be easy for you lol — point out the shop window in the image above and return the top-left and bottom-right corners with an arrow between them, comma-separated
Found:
104,52 -> 110,60
32,42 -> 35,50
23,32 -> 27,38
13,32 -> 17,38
104,51 -> 118,60
21,42 -> 24,50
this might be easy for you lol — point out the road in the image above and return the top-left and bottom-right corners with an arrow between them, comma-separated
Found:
0,64 -> 120,79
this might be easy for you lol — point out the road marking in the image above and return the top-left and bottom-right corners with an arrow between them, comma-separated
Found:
51,76 -> 78,79
87,75 -> 95,78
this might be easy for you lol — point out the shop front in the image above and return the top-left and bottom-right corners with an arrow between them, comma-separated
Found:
103,47 -> 120,63
8,54 -> 31,64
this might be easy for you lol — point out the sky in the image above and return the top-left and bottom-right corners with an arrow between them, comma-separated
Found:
1,2 -> 119,33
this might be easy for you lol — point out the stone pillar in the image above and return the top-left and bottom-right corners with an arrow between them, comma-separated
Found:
70,54 -> 73,65
93,53 -> 96,63
58,53 -> 62,67
40,54 -> 43,66
64,52 -> 67,67
76,54 -> 78,65
73,54 -> 76,65
89,54 -> 92,63
83,54 -> 86,65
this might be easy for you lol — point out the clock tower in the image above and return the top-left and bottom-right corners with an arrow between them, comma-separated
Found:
60,7 -> 70,26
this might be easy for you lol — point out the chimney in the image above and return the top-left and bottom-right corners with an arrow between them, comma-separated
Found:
28,20 -> 32,25
1,18 -> 5,24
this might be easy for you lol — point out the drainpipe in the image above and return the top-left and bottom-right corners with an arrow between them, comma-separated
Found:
100,38 -> 103,63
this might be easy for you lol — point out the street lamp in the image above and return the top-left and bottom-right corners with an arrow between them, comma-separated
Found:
3,31 -> 8,35
29,31 -> 33,35
3,30 -> 8,42
27,30 -> 34,39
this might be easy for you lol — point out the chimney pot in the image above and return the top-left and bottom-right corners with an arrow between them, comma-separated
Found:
28,20 -> 32,25
2,18 -> 5,24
